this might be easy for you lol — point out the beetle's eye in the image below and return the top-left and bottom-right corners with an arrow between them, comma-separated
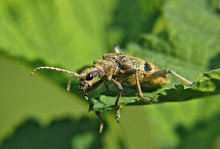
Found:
85,73 -> 94,80
85,70 -> 98,81
144,63 -> 152,71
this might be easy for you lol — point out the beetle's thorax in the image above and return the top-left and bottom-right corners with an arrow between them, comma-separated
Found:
93,59 -> 120,78
77,57 -> 121,95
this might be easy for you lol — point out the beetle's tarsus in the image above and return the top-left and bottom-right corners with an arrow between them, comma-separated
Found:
95,112 -> 104,134
141,97 -> 154,104
115,107 -> 121,123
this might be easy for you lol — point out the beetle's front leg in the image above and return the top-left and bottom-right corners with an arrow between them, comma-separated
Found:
74,79 -> 105,133
111,79 -> 123,123
95,111 -> 104,133
86,79 -> 104,93
85,80 -> 105,133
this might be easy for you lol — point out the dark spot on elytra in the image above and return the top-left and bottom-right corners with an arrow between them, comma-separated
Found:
144,63 -> 152,71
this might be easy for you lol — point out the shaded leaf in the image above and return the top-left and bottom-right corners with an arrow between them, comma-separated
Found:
108,0 -> 165,46
142,0 -> 220,69
176,113 -> 220,149
0,117 -> 107,149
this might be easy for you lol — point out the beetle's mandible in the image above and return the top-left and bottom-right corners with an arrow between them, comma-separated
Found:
31,46 -> 192,133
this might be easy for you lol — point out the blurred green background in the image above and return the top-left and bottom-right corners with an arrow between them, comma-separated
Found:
0,0 -> 220,148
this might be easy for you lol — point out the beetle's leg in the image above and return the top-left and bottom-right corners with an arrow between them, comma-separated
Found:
103,81 -> 109,91
117,69 -> 136,81
68,75 -> 104,92
95,111 -> 104,133
144,69 -> 192,85
116,69 -> 153,102
84,79 -> 106,133
135,71 -> 153,103
111,79 -> 123,123
117,69 -> 153,102
67,75 -> 74,91
86,79 -> 104,93
75,79 -> 105,133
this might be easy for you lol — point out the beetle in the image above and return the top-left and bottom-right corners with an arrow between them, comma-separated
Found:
31,46 -> 191,133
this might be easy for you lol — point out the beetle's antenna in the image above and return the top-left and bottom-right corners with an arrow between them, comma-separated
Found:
31,66 -> 80,77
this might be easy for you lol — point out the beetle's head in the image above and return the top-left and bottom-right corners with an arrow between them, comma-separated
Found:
77,67 -> 101,97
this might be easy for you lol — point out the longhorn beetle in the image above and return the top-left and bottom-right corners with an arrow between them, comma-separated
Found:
31,46 -> 192,133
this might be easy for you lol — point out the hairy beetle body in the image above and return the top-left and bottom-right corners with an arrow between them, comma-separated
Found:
31,46 -> 191,133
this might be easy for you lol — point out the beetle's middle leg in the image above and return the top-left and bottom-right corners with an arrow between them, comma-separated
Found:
119,69 -> 153,103
135,71 -> 154,103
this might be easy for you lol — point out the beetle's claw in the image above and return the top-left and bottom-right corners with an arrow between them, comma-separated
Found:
115,109 -> 120,123
140,97 -> 155,104
84,95 -> 89,100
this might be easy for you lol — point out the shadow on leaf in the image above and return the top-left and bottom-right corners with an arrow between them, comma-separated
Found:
209,52 -> 220,70
108,0 -> 163,46
176,112 -> 220,149
0,116 -> 108,149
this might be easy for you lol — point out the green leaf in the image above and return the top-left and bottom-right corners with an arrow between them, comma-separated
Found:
108,0 -> 165,45
89,69 -> 220,112
0,0 -> 114,70
0,118 -> 107,149
176,114 -> 220,149
142,0 -> 220,69
0,0 -> 115,144
1,0 -> 220,148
